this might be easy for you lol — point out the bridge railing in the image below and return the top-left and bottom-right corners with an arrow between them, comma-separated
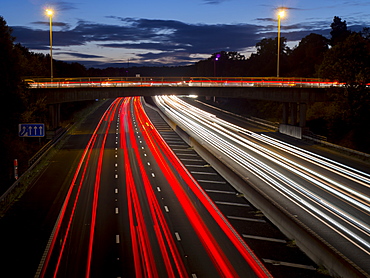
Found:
24,76 -> 342,89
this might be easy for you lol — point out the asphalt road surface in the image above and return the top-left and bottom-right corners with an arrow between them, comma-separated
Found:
0,97 -> 274,278
1,95 -> 353,278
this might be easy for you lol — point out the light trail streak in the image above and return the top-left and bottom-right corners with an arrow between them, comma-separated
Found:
39,98 -> 122,277
85,97 -> 122,277
120,98 -> 159,278
154,95 -> 370,257
134,98 -> 240,278
124,99 -> 188,278
134,97 -> 272,278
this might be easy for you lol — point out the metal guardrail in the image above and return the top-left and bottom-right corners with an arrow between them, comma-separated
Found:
0,126 -> 70,215
24,76 -> 343,89
27,126 -> 69,167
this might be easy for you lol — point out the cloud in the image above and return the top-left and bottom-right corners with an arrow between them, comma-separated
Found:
12,18 -> 266,53
202,0 -> 230,4
56,52 -> 105,59
9,16 -> 365,67
31,21 -> 71,29
46,1 -> 79,11
256,18 -> 276,23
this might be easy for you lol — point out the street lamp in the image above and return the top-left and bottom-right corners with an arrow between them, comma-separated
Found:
214,53 -> 221,77
277,8 -> 286,77
46,9 -> 54,80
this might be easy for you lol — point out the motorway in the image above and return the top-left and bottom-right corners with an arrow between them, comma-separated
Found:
1,94 -> 367,277
154,95 -> 370,277
32,97 -> 271,278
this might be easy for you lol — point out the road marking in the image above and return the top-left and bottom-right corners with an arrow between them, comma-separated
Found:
115,141 -> 118,145
147,162 -> 151,166
115,174 -> 118,179
198,180 -> 226,184
115,207 -> 119,214
115,163 -> 118,167
144,153 -> 147,157
192,274 -> 198,278
205,189 -> 235,194
262,259 -> 316,270
242,234 -> 286,243
190,171 -> 217,175
175,232 -> 181,241
164,206 -> 169,212
141,146 -> 144,149
176,153 -> 198,156
215,201 -> 249,207
179,158 -> 203,162
115,147 -> 118,151
227,216 -> 266,223
116,235 -> 120,244
184,164 -> 210,168
115,188 -> 118,193
151,173 -> 155,177
157,187 -> 161,192
115,154 -> 118,158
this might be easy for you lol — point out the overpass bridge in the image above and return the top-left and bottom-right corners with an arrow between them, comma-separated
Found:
26,76 -> 336,130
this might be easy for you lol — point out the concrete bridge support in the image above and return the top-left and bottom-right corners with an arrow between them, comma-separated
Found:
282,102 -> 307,127
48,103 -> 61,130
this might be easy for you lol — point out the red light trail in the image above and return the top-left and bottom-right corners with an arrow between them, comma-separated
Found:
37,96 -> 271,278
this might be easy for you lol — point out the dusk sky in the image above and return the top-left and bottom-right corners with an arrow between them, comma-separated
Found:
2,0 -> 370,68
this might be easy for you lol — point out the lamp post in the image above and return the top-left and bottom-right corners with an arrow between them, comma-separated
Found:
277,8 -> 286,77
46,9 -> 54,80
213,53 -> 220,77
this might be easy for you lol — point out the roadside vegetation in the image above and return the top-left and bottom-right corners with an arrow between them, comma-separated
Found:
0,15 -> 369,192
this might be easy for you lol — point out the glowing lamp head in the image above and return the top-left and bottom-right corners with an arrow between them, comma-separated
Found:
277,9 -> 286,19
46,9 -> 54,17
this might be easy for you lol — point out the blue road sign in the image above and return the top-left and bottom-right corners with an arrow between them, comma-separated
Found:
18,123 -> 45,137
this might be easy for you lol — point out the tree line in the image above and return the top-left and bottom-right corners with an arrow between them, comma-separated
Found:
0,15 -> 369,192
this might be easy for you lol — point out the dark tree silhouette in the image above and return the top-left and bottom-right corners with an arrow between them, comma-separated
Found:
330,16 -> 351,46
195,51 -> 246,76
288,33 -> 329,77
246,37 -> 290,76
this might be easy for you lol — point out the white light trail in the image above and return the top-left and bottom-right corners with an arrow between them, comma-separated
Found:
154,95 -> 370,255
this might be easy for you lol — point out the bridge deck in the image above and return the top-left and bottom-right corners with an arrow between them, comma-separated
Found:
25,76 -> 339,90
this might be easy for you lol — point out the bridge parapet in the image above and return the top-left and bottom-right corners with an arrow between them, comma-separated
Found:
25,76 -> 340,90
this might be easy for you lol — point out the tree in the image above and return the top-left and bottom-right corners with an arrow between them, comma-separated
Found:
360,27 -> 370,40
288,33 -> 329,77
330,16 -> 351,46
317,31 -> 370,151
246,37 -> 290,76
319,32 -> 370,85
0,16 -> 26,187
0,16 -> 24,131
195,51 -> 246,76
